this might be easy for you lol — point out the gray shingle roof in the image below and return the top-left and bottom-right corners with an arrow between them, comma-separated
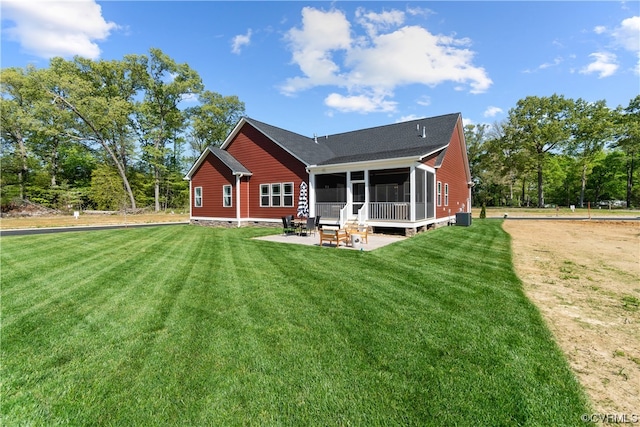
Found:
208,147 -> 252,175
242,113 -> 460,166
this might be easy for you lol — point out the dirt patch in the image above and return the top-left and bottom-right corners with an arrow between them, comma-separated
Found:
503,220 -> 640,414
1,212 -> 189,229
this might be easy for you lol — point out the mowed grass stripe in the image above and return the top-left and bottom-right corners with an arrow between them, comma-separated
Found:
1,222 -> 589,425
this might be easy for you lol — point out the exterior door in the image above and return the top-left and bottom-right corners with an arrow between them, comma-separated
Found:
352,182 -> 365,215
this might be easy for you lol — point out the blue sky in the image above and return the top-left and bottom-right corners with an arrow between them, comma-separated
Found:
2,1 -> 639,137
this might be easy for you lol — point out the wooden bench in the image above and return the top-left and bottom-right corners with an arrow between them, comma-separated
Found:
319,229 -> 349,248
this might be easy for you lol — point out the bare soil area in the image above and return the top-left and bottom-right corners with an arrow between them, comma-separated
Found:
503,220 -> 640,414
0,212 -> 189,229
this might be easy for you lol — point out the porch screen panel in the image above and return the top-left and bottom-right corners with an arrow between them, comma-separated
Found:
427,171 -> 435,218
315,173 -> 346,202
370,169 -> 410,202
416,168 -> 426,220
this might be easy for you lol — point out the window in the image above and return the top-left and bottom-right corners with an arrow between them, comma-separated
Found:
437,181 -> 442,206
261,182 -> 294,207
260,184 -> 270,207
271,183 -> 281,206
194,187 -> 203,208
351,170 -> 364,181
444,183 -> 449,206
223,185 -> 232,207
283,182 -> 293,207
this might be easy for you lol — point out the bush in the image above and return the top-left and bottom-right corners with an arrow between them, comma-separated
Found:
479,204 -> 486,219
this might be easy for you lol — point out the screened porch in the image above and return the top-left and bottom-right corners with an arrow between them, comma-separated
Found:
311,168 -> 435,224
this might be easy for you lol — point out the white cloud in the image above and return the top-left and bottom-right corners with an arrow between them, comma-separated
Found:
580,52 -> 619,78
281,7 -> 352,94
2,0 -> 117,59
355,7 -> 405,38
483,106 -> 503,117
281,7 -> 492,113
324,92 -> 397,113
231,29 -> 252,54
611,16 -> 640,53
416,95 -> 431,106
594,25 -> 607,35
397,114 -> 422,122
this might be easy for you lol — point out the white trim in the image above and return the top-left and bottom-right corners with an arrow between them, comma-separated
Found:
235,176 -> 241,227
416,163 -> 436,173
190,216 -> 282,224
189,180 -> 193,218
409,166 -> 416,222
307,155 -> 423,174
184,148 -> 209,180
418,145 -> 450,161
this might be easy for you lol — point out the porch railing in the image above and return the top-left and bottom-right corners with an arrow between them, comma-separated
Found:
316,202 -> 411,221
368,202 -> 410,221
315,202 -> 346,219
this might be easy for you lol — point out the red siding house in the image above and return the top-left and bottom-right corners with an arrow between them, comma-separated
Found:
185,113 -> 473,234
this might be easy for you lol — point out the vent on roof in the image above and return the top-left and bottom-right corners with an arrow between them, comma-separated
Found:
313,133 -> 318,143
422,126 -> 426,139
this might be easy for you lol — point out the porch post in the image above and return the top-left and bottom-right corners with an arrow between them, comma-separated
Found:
409,166 -> 416,222
235,175 -> 242,227
346,170 -> 352,215
364,169 -> 370,222
308,172 -> 316,217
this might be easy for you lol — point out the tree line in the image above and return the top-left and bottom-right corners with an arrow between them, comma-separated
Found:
465,94 -> 640,209
1,49 -> 245,212
2,50 -> 638,212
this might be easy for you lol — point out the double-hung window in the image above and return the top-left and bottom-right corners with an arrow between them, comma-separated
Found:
444,183 -> 449,206
223,185 -> 232,207
437,181 -> 442,207
260,184 -> 270,207
283,183 -> 293,207
194,186 -> 203,208
271,183 -> 281,206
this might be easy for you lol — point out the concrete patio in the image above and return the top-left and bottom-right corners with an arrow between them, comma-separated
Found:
254,231 -> 407,251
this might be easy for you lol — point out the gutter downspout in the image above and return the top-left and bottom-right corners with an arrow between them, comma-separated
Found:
236,174 -> 243,227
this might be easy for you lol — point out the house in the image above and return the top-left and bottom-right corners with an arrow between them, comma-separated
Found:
184,113 -> 472,235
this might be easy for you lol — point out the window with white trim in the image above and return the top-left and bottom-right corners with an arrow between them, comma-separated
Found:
260,182 -> 295,207
437,181 -> 442,206
271,183 -> 281,206
223,185 -> 232,207
260,184 -> 270,207
444,183 -> 449,206
194,186 -> 203,208
283,183 -> 293,207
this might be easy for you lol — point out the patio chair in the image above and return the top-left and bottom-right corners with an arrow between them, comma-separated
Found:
315,215 -> 322,230
301,217 -> 316,237
282,216 -> 295,235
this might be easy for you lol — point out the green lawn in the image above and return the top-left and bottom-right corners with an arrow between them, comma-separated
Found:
1,222 -> 589,426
